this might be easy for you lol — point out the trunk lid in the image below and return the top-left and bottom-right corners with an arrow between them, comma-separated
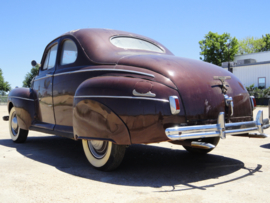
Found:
118,54 -> 252,122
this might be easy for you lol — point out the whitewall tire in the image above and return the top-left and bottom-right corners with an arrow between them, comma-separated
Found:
9,107 -> 28,143
82,139 -> 126,171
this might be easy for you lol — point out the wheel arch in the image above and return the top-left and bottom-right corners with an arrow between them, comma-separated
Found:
8,101 -> 13,113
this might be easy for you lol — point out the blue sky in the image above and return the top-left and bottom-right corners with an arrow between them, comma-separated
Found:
1,0 -> 269,88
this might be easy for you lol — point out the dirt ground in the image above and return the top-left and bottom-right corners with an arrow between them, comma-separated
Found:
0,105 -> 270,203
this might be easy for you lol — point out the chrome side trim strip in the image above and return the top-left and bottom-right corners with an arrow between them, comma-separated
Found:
165,110 -> 269,141
74,95 -> 169,102
54,69 -> 155,78
34,75 -> 53,81
9,96 -> 35,101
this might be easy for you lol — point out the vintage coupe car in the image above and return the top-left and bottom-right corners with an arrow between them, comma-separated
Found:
4,29 -> 269,171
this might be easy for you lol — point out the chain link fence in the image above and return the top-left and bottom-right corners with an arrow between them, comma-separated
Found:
0,96 -> 8,105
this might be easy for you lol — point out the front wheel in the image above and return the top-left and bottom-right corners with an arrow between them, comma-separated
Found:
82,139 -> 126,171
183,137 -> 220,154
9,107 -> 28,143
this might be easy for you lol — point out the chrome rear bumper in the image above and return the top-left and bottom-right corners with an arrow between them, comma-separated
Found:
165,110 -> 269,141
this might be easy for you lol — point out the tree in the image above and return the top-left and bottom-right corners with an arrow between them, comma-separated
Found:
199,32 -> 239,66
238,37 -> 265,55
0,68 -> 11,92
22,65 -> 39,88
259,34 -> 270,52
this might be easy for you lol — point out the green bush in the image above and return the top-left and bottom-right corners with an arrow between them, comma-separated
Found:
246,84 -> 270,98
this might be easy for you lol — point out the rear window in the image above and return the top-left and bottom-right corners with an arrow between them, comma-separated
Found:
111,37 -> 164,53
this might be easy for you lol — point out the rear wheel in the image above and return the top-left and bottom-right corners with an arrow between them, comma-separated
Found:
82,139 -> 126,171
9,107 -> 28,143
183,137 -> 220,154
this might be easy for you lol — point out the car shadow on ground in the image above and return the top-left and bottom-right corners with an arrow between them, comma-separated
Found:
260,143 -> 270,149
0,136 -> 262,191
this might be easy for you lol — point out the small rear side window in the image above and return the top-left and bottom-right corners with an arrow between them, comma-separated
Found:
111,37 -> 164,53
60,40 -> 78,65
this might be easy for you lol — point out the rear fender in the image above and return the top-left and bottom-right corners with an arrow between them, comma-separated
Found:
73,77 -> 132,144
73,98 -> 131,145
73,76 -> 185,144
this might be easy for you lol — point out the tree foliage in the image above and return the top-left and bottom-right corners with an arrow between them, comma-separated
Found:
0,68 -> 11,92
22,66 -> 39,88
199,32 -> 239,66
238,34 -> 270,54
238,37 -> 265,55
259,34 -> 270,52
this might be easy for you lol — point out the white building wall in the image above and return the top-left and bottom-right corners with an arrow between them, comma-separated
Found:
234,51 -> 270,63
233,63 -> 270,88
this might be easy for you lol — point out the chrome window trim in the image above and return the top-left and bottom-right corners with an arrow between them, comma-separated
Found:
34,75 -> 53,81
9,96 -> 35,101
54,69 -> 155,78
74,95 -> 168,102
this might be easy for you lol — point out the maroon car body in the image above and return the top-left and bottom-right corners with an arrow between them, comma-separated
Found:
6,29 -> 268,171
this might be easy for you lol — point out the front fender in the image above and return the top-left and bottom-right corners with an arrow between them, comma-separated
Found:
8,88 -> 37,130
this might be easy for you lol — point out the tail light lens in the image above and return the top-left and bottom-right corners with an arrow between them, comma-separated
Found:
250,96 -> 256,110
169,96 -> 180,114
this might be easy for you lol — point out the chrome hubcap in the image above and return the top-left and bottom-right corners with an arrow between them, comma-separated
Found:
11,113 -> 18,135
88,140 -> 108,159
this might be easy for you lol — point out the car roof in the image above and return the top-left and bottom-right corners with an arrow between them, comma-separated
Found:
59,28 -> 174,64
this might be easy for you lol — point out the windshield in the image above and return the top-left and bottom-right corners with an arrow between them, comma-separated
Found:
111,37 -> 164,53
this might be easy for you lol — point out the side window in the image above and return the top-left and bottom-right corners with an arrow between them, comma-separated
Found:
43,44 -> 58,70
60,40 -> 78,65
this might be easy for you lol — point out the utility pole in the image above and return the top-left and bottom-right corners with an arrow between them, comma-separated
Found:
227,43 -> 233,73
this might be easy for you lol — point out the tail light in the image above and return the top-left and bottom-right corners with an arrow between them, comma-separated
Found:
169,96 -> 180,114
250,96 -> 256,110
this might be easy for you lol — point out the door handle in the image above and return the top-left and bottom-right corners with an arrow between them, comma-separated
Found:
46,73 -> 53,76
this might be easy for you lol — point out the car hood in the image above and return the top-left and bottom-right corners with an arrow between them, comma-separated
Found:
117,54 -> 252,122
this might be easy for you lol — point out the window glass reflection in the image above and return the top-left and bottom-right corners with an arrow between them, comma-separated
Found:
258,77 -> 266,89
111,37 -> 163,53
61,40 -> 78,65
43,44 -> 58,70
48,44 -> 58,69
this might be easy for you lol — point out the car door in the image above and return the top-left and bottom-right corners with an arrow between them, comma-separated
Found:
52,37 -> 80,133
52,36 -> 100,134
33,41 -> 59,130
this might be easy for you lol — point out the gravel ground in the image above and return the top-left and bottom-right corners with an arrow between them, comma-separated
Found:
0,106 -> 270,203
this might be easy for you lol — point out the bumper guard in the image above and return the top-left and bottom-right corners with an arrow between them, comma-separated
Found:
165,110 -> 269,141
